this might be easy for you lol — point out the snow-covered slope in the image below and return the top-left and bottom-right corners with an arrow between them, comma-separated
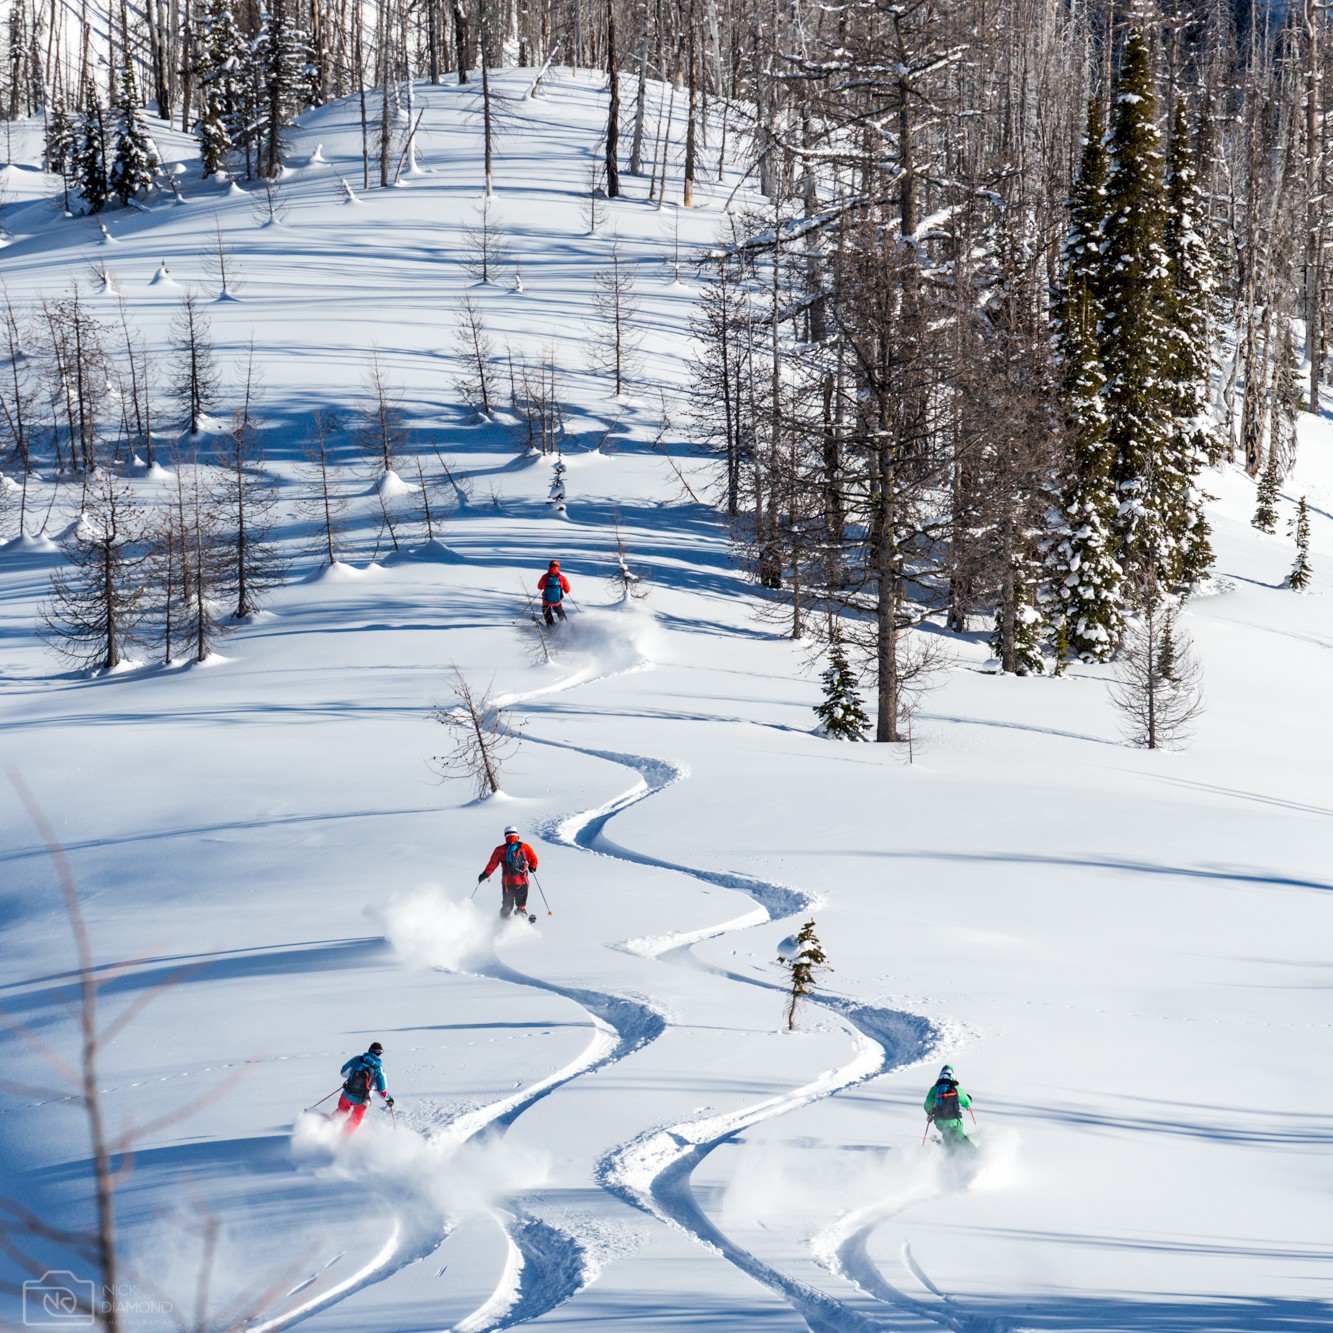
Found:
1,71 -> 1331,1332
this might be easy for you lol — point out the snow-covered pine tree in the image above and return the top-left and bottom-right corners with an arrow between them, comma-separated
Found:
45,99 -> 78,212
1162,100 -> 1215,590
991,563 -> 1044,676
778,920 -> 829,1032
1288,495 -> 1312,590
1042,97 -> 1123,663
109,63 -> 161,206
815,634 -> 869,739
77,92 -> 112,214
195,0 -> 251,176
1253,444 -> 1280,533
251,0 -> 313,178
1269,317 -> 1302,476
1099,26 -> 1176,586
198,89 -> 232,178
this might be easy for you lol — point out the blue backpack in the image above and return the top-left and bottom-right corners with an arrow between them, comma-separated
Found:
503,841 -> 529,881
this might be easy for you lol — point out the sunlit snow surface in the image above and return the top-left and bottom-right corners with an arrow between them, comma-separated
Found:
1,69 -> 1331,1332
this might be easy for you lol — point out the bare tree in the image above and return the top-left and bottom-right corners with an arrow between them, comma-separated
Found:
0,288 -> 36,532
580,151 -> 607,234
203,214 -> 243,300
514,346 -> 565,454
451,292 -> 498,415
357,349 -> 407,476
608,510 -> 649,600
113,298 -> 154,467
164,451 -> 230,662
298,409 -> 349,565
168,294 -> 221,436
213,349 -> 286,618
249,174 -> 289,227
461,196 -> 509,284
1109,583 -> 1204,750
40,290 -> 108,475
431,669 -> 519,796
588,239 -> 644,395
39,468 -> 148,671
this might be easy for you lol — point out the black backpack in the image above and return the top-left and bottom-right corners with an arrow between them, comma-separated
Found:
343,1058 -> 373,1099
933,1081 -> 961,1121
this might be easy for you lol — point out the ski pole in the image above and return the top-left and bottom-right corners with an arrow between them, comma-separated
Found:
532,872 -> 553,916
969,1107 -> 977,1124
922,1120 -> 932,1146
471,877 -> 486,899
306,1087 -> 342,1112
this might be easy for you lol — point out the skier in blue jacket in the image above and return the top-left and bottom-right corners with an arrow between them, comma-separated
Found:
334,1042 -> 393,1134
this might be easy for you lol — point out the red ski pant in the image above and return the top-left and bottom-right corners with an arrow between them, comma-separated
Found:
334,1095 -> 368,1134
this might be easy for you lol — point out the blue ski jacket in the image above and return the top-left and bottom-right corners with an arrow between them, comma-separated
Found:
341,1052 -> 388,1106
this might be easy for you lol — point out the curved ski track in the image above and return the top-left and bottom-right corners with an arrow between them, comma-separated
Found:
270,640 -> 945,1331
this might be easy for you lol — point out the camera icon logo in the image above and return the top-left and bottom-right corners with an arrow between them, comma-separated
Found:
22,1272 -> 95,1326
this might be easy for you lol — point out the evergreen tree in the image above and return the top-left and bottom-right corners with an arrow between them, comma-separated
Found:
1042,97 -> 1123,662
1288,496 -> 1312,590
252,0 -> 313,178
196,0 -> 249,176
198,90 -> 233,178
109,63 -> 161,206
1253,445 -> 1280,533
1162,100 -> 1215,590
815,636 -> 869,739
45,99 -> 78,212
777,920 -> 829,1032
77,93 -> 111,214
1099,27 -> 1176,585
992,566 -> 1044,676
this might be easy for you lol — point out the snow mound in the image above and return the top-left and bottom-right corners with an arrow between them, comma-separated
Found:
149,263 -> 179,286
309,559 -> 380,582
383,539 -> 467,566
0,532 -> 58,554
376,468 -> 419,498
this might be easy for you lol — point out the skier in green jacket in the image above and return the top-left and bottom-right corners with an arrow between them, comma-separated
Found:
924,1064 -> 975,1151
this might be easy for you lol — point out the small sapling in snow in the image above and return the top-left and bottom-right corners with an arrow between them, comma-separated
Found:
778,920 -> 829,1032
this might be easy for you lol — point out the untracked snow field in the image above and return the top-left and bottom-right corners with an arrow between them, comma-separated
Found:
1,70 -> 1331,1332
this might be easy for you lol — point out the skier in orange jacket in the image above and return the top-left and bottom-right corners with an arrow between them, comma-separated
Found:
479,825 -> 539,920
537,560 -> 570,626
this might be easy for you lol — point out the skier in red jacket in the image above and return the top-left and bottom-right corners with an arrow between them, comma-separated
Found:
537,560 -> 570,626
479,825 -> 539,920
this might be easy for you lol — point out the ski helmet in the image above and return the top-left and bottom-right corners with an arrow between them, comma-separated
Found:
504,825 -> 519,837
369,1042 -> 384,1056
549,560 -> 560,570
939,1064 -> 954,1079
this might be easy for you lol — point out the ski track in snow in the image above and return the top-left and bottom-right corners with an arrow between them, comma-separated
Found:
277,637 -> 949,1331
507,639 -> 948,1331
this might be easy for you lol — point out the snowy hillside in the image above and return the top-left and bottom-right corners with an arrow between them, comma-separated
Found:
2,70 -> 1332,1332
